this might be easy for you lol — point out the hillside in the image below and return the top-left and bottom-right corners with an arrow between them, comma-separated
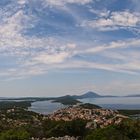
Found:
125,94 -> 140,97
73,91 -> 101,99
52,95 -> 81,105
72,91 -> 116,99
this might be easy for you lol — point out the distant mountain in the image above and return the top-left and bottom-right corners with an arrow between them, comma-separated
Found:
72,91 -> 117,99
52,91 -> 118,105
72,91 -> 101,99
125,94 -> 140,97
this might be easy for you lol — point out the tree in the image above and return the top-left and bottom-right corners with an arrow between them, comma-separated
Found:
85,126 -> 130,140
0,129 -> 30,140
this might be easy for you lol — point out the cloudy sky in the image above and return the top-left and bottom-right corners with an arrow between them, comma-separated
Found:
0,0 -> 140,97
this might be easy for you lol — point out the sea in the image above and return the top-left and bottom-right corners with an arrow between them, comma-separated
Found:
28,100 -> 65,115
29,97 -> 140,115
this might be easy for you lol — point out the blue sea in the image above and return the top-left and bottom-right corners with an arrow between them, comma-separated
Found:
28,100 -> 65,114
29,97 -> 140,115
79,97 -> 140,110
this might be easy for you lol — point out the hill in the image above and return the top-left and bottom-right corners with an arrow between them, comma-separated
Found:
52,95 -> 81,105
72,91 -> 116,99
79,103 -> 101,109
72,91 -> 101,99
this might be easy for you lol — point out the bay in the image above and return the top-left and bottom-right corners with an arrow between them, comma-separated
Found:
29,97 -> 140,115
28,100 -> 65,115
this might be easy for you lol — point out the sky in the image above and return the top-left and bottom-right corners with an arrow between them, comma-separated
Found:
0,0 -> 140,97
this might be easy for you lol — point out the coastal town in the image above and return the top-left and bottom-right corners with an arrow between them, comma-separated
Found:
47,104 -> 128,129
0,102 -> 139,140
0,103 -> 128,129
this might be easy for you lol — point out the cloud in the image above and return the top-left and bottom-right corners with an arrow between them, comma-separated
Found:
1,0 -> 140,81
81,39 -> 140,54
80,10 -> 140,31
91,81 -> 140,96
64,38 -> 140,75
32,52 -> 70,64
0,4 -> 76,79
1,9 -> 140,79
53,60 -> 139,75
26,43 -> 76,65
89,9 -> 110,18
17,0 -> 27,5
44,0 -> 92,7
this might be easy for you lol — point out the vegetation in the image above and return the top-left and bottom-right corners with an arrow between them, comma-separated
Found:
85,126 -> 129,140
79,103 -> 101,109
0,101 -> 139,139
0,129 -> 30,140
118,110 -> 140,116
52,95 -> 81,105
42,119 -> 87,138
0,118 -> 139,140
0,101 -> 32,110
85,119 -> 140,140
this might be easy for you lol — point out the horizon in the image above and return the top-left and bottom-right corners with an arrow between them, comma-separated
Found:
0,0 -> 140,97
0,91 -> 139,98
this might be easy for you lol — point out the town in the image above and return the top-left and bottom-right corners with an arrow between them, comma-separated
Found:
48,104 -> 128,129
0,102 -> 139,140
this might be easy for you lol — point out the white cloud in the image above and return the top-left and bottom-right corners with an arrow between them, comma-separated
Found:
44,0 -> 92,7
89,9 -> 110,18
75,39 -> 140,55
1,1 -> 140,81
91,39 -> 139,52
0,5 -> 76,79
62,38 -> 140,75
1,10 -> 140,79
28,43 -> 76,65
32,52 -> 69,64
17,0 -> 27,5
81,11 -> 140,31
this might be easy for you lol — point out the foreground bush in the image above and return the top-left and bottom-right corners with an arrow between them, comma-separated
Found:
0,129 -> 30,140
85,119 -> 140,140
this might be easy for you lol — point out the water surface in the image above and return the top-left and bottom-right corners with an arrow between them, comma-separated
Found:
79,97 -> 140,110
29,97 -> 140,115
29,100 -> 65,114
